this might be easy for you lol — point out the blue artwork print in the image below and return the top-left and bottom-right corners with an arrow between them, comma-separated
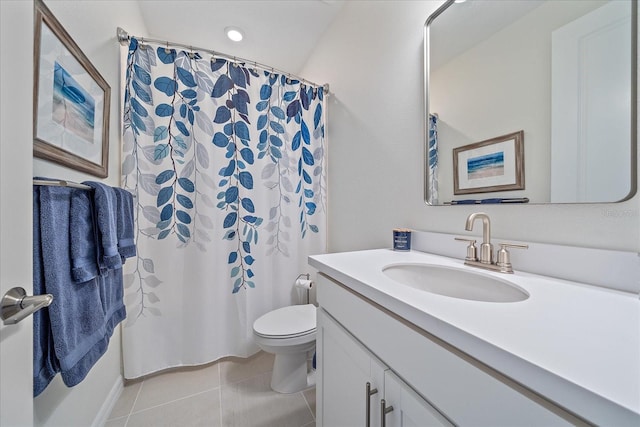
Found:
122,37 -> 326,308
467,152 -> 505,180
52,61 -> 95,143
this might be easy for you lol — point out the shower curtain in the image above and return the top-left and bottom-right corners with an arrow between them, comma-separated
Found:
428,114 -> 438,204
120,38 -> 326,378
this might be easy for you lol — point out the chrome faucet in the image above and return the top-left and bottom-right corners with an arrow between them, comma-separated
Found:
455,212 -> 528,274
465,212 -> 493,264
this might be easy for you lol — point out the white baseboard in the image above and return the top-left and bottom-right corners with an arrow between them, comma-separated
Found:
92,375 -> 124,427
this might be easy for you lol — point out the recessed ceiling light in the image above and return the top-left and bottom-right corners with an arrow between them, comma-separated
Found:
454,0 -> 467,3
225,27 -> 244,42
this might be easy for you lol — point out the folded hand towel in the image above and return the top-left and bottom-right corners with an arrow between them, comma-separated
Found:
83,181 -> 122,271
33,187 -> 59,397
70,190 -> 100,283
39,186 -> 109,388
113,187 -> 136,262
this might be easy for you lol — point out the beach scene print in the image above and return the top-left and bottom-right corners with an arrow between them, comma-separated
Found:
467,151 -> 504,180
52,61 -> 95,144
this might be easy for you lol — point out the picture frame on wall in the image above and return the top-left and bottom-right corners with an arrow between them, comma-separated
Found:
453,130 -> 524,195
33,0 -> 110,178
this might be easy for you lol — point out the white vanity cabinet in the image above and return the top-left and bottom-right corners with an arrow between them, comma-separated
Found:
316,273 -> 588,427
317,308 -> 452,427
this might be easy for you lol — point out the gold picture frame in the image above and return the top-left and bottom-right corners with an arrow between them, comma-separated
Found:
453,130 -> 525,195
33,0 -> 110,177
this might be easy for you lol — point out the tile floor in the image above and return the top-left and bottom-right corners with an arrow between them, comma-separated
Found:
105,352 -> 316,427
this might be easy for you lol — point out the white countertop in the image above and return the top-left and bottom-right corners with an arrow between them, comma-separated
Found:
309,249 -> 640,425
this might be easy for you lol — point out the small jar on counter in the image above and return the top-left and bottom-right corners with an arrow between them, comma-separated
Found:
393,228 -> 411,251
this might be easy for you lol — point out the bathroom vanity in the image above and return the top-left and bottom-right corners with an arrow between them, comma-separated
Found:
310,247 -> 639,426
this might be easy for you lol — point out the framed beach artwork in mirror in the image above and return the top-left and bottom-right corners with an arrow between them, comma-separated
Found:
33,0 -> 110,177
453,130 -> 524,195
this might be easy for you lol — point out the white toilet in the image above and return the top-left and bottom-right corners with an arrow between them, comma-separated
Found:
253,303 -> 317,393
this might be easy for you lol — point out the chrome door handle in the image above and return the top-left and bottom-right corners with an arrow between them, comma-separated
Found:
381,399 -> 394,427
1,287 -> 53,325
366,382 -> 378,427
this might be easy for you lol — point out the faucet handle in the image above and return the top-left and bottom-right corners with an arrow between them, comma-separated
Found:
454,237 -> 478,262
496,243 -> 528,273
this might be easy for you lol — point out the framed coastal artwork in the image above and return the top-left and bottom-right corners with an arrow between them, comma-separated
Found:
33,0 -> 110,177
453,130 -> 524,195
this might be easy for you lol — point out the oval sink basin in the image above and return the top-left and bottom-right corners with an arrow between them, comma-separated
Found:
382,263 -> 529,303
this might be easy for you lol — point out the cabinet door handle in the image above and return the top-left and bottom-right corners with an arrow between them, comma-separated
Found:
381,399 -> 394,427
366,382 -> 378,427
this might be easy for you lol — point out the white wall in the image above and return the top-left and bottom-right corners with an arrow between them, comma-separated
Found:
28,1 -> 147,426
301,0 -> 639,253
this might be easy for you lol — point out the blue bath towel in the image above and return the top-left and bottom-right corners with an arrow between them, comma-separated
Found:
38,186 -> 109,388
83,181 -> 122,271
70,190 -> 100,283
113,187 -> 136,262
33,187 -> 59,397
99,268 -> 127,340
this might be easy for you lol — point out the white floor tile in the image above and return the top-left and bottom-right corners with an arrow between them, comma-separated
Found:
127,389 -> 221,427
106,352 -> 315,427
132,363 -> 220,412
220,351 -> 275,385
220,372 -> 314,427
303,387 -> 316,419
109,381 -> 142,419
104,416 -> 128,427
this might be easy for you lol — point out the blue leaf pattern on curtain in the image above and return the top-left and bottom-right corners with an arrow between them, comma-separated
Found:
121,36 -> 326,350
428,114 -> 438,204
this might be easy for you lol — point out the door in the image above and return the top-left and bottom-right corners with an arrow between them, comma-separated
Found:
383,371 -> 453,427
1,1 -> 35,426
551,0 -> 632,202
317,309 -> 386,427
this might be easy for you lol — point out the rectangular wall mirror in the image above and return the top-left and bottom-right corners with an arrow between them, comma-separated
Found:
425,0 -> 637,205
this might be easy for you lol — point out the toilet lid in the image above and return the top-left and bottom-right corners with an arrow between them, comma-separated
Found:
253,304 -> 317,338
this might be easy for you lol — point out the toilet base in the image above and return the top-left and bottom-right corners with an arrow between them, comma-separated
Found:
270,352 -> 312,393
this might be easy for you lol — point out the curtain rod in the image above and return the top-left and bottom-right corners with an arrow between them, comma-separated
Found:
116,27 -> 329,94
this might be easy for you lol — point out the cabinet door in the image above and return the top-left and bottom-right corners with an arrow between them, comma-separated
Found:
317,309 -> 386,427
383,371 -> 453,427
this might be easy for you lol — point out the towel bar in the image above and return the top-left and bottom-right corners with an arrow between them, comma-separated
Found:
33,178 -> 92,190
1,287 -> 53,325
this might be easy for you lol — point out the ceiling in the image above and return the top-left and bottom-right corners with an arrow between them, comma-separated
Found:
429,0 -> 545,70
134,0 -> 345,76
